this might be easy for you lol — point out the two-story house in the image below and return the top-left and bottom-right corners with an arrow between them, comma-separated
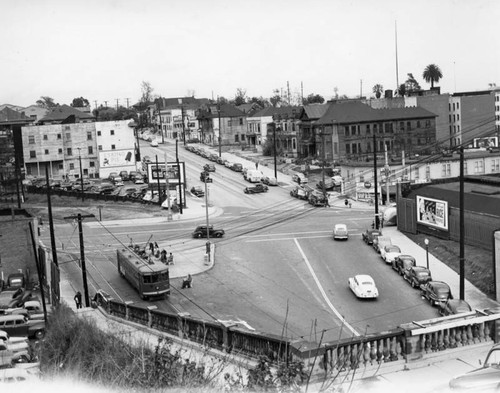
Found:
197,103 -> 247,147
297,104 -> 331,158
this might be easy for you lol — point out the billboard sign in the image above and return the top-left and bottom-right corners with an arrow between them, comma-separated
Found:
416,195 -> 448,231
473,136 -> 498,149
99,149 -> 134,168
146,162 -> 185,184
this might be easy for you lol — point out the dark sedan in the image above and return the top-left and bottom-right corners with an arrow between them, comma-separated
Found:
439,299 -> 472,316
362,229 -> 382,245
190,186 -> 205,198
404,266 -> 432,288
204,163 -> 216,172
421,281 -> 452,307
192,225 -> 225,238
244,183 -> 268,194
200,172 -> 213,183
391,254 -> 416,276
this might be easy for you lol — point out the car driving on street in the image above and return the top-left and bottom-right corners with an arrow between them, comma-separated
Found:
192,225 -> 225,238
244,183 -> 268,194
200,171 -> 213,183
348,274 -> 379,299
190,186 -> 205,198
333,224 -> 349,240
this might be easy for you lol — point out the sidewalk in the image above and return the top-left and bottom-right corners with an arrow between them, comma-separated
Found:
59,143 -> 498,392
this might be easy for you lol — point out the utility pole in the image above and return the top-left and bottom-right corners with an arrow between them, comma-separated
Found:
63,213 -> 95,307
218,101 -> 222,157
384,143 -> 390,206
321,128 -> 326,202
164,152 -> 172,221
373,134 -> 380,229
204,176 -> 210,262
459,146 -> 465,300
125,98 -> 130,108
273,122 -> 278,179
155,155 -> 162,207
115,99 -> 119,110
94,100 -> 98,110
77,148 -> 84,202
176,139 -> 183,214
45,166 -> 59,271
28,222 -> 48,323
157,98 -> 164,144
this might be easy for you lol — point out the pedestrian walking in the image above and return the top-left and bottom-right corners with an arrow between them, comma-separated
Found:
74,291 -> 82,309
255,162 -> 259,170
167,252 -> 174,265
344,198 -> 349,207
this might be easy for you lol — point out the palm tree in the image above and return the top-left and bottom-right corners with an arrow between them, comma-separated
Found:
422,64 -> 443,89
372,84 -> 384,99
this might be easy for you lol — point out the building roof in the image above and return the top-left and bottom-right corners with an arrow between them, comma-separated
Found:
0,107 -> 34,125
251,106 -> 302,118
315,101 -> 436,125
236,103 -> 262,114
156,97 -> 210,109
39,104 -> 94,123
300,104 -> 330,121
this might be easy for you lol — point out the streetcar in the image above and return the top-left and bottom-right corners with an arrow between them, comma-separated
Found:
116,248 -> 170,300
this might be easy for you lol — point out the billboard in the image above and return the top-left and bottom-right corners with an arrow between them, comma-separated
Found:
416,195 -> 448,231
99,149 -> 135,168
473,136 -> 498,149
146,162 -> 185,184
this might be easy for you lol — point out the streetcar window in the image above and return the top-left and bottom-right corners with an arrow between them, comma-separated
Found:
143,275 -> 152,284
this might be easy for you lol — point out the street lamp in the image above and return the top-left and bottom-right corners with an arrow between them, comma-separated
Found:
424,238 -> 429,269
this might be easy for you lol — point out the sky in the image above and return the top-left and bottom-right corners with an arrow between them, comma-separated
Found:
1,0 -> 499,108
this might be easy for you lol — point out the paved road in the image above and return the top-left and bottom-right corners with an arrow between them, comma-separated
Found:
48,141 -> 442,343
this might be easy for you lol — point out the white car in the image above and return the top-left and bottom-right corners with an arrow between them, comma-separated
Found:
292,173 -> 308,184
348,274 -> 379,299
224,161 -> 233,168
380,245 -> 402,264
150,139 -> 159,147
333,224 -> 349,240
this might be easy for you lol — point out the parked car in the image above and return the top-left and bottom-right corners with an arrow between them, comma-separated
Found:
112,177 -> 124,186
209,154 -> 219,162
89,183 -> 115,195
108,172 -> 119,182
404,266 -> 433,288
0,314 -> 45,339
244,183 -> 268,194
392,255 -> 416,276
292,173 -> 308,184
373,236 -> 392,253
119,171 -> 129,181
348,274 -> 379,299
224,161 -> 233,168
331,175 -> 343,186
421,281 -> 452,307
192,225 -> 225,238
290,185 -> 310,200
59,179 -> 74,191
380,244 -> 402,264
204,164 -> 216,172
72,179 -> 93,191
362,229 -> 382,245
200,172 -> 213,183
5,273 -> 25,290
439,299 -> 472,316
262,176 -> 278,186
190,186 -> 205,198
128,171 -> 139,181
316,180 -> 335,191
216,157 -> 225,165
150,139 -> 159,147
231,163 -> 243,172
333,224 -> 349,240
0,289 -> 32,310
134,175 -> 145,184
308,191 -> 329,207
449,343 -> 500,391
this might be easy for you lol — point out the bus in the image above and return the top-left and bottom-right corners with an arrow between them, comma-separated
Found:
116,248 -> 170,300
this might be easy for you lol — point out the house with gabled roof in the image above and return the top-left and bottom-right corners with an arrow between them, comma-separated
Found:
38,104 -> 94,125
297,103 -> 331,158
197,103 -> 247,146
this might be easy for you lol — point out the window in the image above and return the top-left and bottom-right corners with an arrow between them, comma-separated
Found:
425,165 -> 430,179
414,167 -> 420,179
234,135 -> 239,142
457,102 -> 459,110
453,114 -> 456,122
90,161 -> 95,168
58,163 -> 63,170
417,121 -> 421,128
83,169 -> 88,176
344,126 -> 349,136
399,122 -> 404,131
69,163 -> 74,170
491,159 -> 500,172
366,124 -> 371,134
425,120 -> 431,128
57,133 -> 61,139
449,115 -> 452,122
464,161 -> 468,174
453,103 -> 456,111
351,125 -> 356,135
67,148 -> 73,155
43,134 -> 48,140
44,149 -> 49,155
88,146 -> 93,154
352,143 -> 357,154
345,144 -> 351,154
97,131 -> 101,136
64,125 -> 71,131
87,132 -> 92,140
29,151 -> 36,158
293,138 -> 297,149
406,121 -> 411,130
457,114 -> 460,121
111,145 -> 116,150
457,125 -> 460,132
110,130 -> 115,135
474,160 -> 484,174
65,133 -> 71,140
442,163 -> 451,177
98,145 -> 102,151
28,135 -> 35,144
373,124 -> 378,133
241,134 -> 246,141
58,148 -> 63,154
239,118 -> 243,125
